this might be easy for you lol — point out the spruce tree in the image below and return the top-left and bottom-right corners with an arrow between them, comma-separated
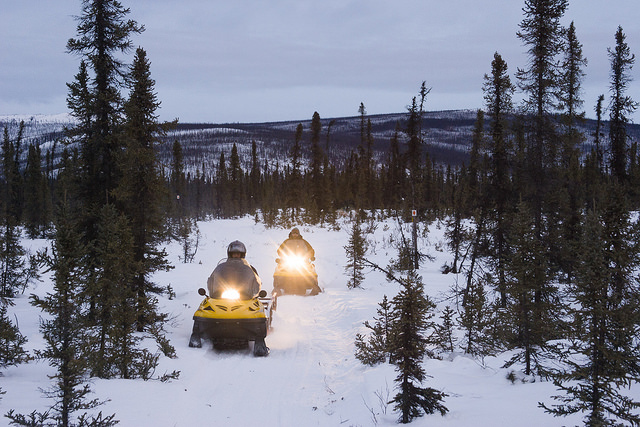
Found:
13,203 -> 117,427
64,0 -> 144,353
483,52 -> 514,307
309,112 -> 326,219
404,97 -> 422,214
0,124 -> 35,301
434,306 -> 457,353
249,140 -> 261,212
515,0 -> 567,361
2,124 -> 24,225
344,215 -> 368,289
516,0 -> 567,226
593,94 -> 606,173
23,144 -> 50,238
459,275 -> 494,357
555,21 -> 587,281
354,295 -> 394,365
117,47 -> 174,332
215,151 -> 229,217
288,124 -> 303,219
384,124 -> 405,210
229,143 -> 244,216
389,270 -> 447,423
0,222 -> 33,300
503,200 -> 553,376
541,202 -> 640,425
66,0 -> 144,206
89,204 -> 165,379
608,26 -> 637,184
0,303 -> 28,374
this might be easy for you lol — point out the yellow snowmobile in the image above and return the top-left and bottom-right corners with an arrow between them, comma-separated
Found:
188,287 -> 275,357
273,253 -> 320,296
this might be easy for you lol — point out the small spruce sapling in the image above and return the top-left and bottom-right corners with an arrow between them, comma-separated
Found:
354,295 -> 393,365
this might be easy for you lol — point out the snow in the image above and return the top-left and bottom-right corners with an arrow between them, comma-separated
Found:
3,216 -> 634,426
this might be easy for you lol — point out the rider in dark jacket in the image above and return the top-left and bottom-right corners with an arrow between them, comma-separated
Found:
277,228 -> 315,261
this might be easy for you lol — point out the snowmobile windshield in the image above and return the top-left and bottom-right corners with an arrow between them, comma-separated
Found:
207,259 -> 261,299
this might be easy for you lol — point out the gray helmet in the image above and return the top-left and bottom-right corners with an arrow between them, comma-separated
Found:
227,240 -> 247,258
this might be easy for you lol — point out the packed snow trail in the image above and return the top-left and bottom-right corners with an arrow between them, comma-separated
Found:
89,220 -> 390,426
96,286 -> 383,426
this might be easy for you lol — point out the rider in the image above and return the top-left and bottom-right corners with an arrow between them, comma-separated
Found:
277,227 -> 315,261
190,240 -> 268,354
275,228 -> 321,295
207,240 -> 262,299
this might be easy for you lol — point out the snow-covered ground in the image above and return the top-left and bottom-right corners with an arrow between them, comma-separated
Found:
4,216 -> 632,426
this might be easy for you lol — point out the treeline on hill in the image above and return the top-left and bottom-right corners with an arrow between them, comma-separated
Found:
1,0 -> 640,425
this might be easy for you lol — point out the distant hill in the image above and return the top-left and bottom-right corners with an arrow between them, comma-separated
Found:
2,110 -> 639,176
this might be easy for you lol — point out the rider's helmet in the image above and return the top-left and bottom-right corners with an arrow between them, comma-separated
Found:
227,240 -> 247,258
289,227 -> 301,239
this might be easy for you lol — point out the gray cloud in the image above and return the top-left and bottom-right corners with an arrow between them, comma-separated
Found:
1,0 -> 638,123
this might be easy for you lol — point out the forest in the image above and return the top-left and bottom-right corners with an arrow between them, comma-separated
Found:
1,0 -> 640,425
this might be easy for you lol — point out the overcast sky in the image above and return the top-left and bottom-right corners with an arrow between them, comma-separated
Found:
1,0 -> 638,123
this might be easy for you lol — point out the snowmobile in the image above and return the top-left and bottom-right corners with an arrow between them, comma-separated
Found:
272,253 -> 320,296
188,287 -> 275,357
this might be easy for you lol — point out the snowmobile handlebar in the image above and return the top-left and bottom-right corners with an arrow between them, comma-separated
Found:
197,287 -> 267,299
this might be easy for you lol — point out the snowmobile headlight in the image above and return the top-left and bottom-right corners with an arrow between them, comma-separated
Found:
283,255 -> 305,269
221,289 -> 241,300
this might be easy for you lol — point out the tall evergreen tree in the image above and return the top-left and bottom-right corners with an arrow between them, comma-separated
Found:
229,143 -> 244,216
288,124 -> 304,219
515,0 -> 567,357
249,140 -> 261,212
215,151 -> 229,217
309,112 -> 326,218
404,97 -> 423,214
65,0 -> 144,339
384,124 -> 405,210
2,124 -> 24,225
23,144 -> 50,238
116,46 -> 174,332
608,26 -> 637,184
483,51 -> 515,307
556,21 -> 587,280
66,0 -> 144,214
516,0 -> 567,219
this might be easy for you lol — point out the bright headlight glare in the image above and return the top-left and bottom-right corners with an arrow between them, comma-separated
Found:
221,289 -> 241,300
283,255 -> 305,269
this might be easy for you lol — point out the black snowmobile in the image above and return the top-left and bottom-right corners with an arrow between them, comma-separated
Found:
272,254 -> 320,296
